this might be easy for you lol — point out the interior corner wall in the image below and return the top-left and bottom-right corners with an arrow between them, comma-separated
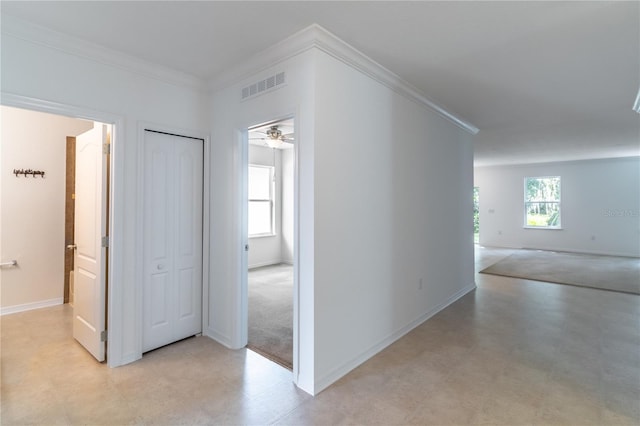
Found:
248,144 -> 283,268
474,157 -> 640,257
0,106 -> 93,313
1,30 -> 210,366
312,50 -> 475,392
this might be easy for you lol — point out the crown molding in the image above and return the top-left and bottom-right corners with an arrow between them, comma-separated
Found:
208,24 -> 322,93
1,15 -> 206,91
208,24 -> 479,135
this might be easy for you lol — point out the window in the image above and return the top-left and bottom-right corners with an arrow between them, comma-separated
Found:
248,165 -> 274,236
525,176 -> 561,228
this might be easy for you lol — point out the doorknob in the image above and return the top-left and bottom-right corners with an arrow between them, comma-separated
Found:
66,244 -> 77,250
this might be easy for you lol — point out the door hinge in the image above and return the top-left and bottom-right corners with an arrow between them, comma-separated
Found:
100,330 -> 108,342
102,236 -> 109,248
103,143 -> 111,155
245,244 -> 249,252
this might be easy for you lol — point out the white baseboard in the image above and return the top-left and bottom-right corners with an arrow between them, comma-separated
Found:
116,353 -> 142,367
313,282 -> 477,395
1,297 -> 64,316
248,259 -> 286,269
204,327 -> 236,349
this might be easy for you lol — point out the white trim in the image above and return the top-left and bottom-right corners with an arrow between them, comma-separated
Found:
209,25 -> 321,92
1,92 -> 125,368
1,298 -> 63,316
1,15 -> 205,91
313,282 -> 477,395
209,24 -> 478,135
248,233 -> 277,239
248,260 -> 285,270
236,128 -> 250,351
1,92 -> 121,124
205,328 -> 235,349
240,113 -> 303,383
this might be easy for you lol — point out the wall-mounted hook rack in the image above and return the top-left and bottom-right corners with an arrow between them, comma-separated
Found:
13,169 -> 45,178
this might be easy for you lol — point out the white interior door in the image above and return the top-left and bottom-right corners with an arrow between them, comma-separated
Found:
73,123 -> 108,362
143,130 -> 203,352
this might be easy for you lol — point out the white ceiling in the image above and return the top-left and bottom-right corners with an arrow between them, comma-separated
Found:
2,1 -> 638,166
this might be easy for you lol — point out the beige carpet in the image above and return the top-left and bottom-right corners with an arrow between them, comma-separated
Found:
481,249 -> 640,295
247,264 -> 293,370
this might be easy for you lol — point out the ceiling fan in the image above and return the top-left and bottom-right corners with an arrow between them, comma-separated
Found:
249,125 -> 295,148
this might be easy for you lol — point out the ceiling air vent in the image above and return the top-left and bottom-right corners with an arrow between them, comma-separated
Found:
241,72 -> 286,101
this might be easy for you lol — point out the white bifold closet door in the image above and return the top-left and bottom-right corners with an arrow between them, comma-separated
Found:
143,130 -> 203,352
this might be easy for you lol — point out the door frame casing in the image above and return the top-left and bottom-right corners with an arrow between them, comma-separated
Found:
136,122 -> 211,356
240,113 -> 300,382
1,92 -> 124,367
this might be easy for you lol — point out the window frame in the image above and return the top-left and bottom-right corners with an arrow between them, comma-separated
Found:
248,164 -> 275,238
524,176 -> 562,229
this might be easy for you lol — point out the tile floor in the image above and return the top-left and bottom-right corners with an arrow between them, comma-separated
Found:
1,246 -> 639,425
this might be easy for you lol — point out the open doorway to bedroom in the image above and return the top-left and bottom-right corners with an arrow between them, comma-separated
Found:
246,118 -> 295,370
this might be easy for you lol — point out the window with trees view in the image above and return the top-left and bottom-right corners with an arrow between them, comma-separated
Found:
525,176 -> 561,228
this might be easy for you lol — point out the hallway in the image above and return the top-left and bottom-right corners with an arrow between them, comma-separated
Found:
1,247 -> 638,424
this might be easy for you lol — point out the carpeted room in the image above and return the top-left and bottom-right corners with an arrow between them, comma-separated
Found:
480,248 -> 640,295
474,157 -> 640,298
246,121 -> 295,369
248,263 -> 293,368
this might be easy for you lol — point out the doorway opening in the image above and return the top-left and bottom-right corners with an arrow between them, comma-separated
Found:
245,118 -> 295,370
0,105 -> 112,362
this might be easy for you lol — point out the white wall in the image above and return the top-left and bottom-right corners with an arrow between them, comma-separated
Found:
312,50 -> 475,391
475,157 -> 640,257
3,20 -> 476,394
209,48 -> 318,393
1,22 -> 210,366
210,28 -> 475,395
248,144 -> 283,268
1,106 -> 93,313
